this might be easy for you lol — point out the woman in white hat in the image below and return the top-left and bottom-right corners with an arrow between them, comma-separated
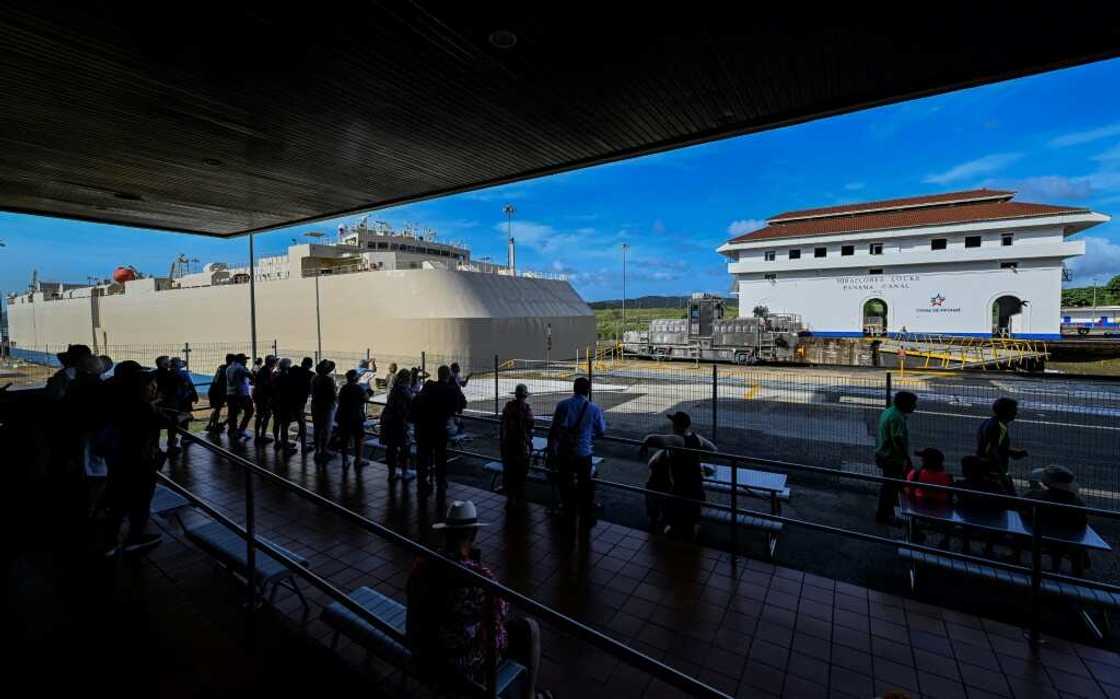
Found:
406,500 -> 545,698
1024,465 -> 1089,574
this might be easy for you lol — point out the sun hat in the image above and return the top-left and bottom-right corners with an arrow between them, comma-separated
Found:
432,500 -> 489,530
1032,465 -> 1078,493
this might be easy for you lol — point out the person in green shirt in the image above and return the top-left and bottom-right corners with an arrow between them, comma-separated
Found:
875,391 -> 918,524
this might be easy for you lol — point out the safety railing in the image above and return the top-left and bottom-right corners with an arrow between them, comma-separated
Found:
166,421 -> 730,698
439,408 -> 1120,647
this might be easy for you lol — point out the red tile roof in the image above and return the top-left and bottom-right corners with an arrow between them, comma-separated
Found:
729,193 -> 1089,244
769,189 -> 1013,222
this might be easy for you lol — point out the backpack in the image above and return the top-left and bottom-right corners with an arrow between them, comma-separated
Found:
551,399 -> 590,467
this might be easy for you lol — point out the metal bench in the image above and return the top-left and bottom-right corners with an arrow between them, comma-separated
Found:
321,586 -> 527,697
184,519 -> 310,612
150,485 -> 191,520
701,507 -> 783,558
898,547 -> 1118,638
482,458 -> 601,493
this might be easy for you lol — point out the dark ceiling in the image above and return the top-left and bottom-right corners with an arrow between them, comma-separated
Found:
2,3 -> 1118,237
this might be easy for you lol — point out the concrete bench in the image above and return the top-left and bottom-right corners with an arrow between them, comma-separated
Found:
184,520 -> 310,611
898,547 -> 1118,638
322,586 -> 526,696
701,507 -> 783,558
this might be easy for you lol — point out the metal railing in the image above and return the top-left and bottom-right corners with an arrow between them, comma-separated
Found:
436,407 -> 1120,646
166,423 -> 729,698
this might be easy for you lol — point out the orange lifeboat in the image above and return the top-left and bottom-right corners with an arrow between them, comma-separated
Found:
112,265 -> 138,283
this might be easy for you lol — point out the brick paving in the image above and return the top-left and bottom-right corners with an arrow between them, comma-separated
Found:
152,436 -> 1120,698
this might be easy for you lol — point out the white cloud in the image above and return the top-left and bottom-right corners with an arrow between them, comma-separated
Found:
1067,236 -> 1120,286
844,181 -> 866,191
982,176 -> 1094,201
1092,143 -> 1120,162
726,219 -> 766,236
1050,123 -> 1120,148
923,153 -> 1022,185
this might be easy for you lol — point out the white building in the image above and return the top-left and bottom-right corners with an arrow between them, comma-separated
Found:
718,189 -> 1109,340
1061,306 -> 1120,331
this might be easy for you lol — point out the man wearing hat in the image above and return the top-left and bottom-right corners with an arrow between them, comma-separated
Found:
639,411 -> 716,538
309,359 -> 338,463
406,501 -> 542,698
45,343 -> 94,401
500,384 -> 535,511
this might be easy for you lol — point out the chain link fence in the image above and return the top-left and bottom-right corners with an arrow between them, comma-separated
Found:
11,341 -> 1120,506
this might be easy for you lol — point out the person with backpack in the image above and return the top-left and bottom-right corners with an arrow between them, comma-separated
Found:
205,354 -> 233,432
547,377 -> 607,529
640,412 -> 715,539
500,384 -> 535,511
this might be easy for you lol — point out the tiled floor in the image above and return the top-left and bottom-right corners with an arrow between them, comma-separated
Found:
155,436 -> 1120,698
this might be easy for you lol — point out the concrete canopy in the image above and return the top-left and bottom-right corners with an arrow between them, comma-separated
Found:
1,4 -> 1118,237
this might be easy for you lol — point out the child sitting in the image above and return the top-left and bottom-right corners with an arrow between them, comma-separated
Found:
906,448 -> 953,507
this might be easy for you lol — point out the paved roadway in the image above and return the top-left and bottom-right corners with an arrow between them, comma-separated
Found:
461,366 -> 1120,506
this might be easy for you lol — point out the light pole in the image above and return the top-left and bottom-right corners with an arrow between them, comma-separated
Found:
305,232 -> 325,359
621,243 -> 629,341
503,204 -> 516,275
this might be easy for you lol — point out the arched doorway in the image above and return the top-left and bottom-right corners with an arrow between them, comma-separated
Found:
992,295 -> 1023,336
862,298 -> 888,336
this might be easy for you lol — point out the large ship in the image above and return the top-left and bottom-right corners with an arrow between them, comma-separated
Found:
6,219 -> 596,369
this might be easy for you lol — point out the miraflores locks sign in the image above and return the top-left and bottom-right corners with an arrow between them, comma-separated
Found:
835,274 -> 962,314
836,274 -> 919,291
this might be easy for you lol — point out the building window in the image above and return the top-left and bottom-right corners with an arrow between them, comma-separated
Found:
965,235 -> 981,248
869,243 -> 883,255
1002,233 -> 1014,247
764,251 -> 776,262
869,268 -> 883,275
931,238 -> 947,251
764,273 -> 777,281
814,247 -> 826,258
789,249 -> 801,260
841,245 -> 854,256
1001,261 -> 1018,270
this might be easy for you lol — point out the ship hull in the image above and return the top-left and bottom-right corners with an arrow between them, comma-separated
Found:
8,268 -> 596,369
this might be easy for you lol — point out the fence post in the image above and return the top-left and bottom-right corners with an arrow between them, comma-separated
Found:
885,371 -> 893,407
730,459 -> 739,560
421,351 -> 426,378
366,347 -> 371,362
494,354 -> 500,417
587,348 -> 593,401
245,470 -> 258,644
182,342 -> 191,371
1029,504 -> 1043,648
711,364 -> 718,442
271,339 -> 278,357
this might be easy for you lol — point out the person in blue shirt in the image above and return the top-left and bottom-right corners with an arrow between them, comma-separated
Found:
547,377 -> 607,528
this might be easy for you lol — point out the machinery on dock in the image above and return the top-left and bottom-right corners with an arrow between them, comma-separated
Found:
621,293 -> 804,364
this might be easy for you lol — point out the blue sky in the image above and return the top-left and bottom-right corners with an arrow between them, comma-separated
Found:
3,58 -> 1120,302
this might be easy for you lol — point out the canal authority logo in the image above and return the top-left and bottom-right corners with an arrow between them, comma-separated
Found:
930,293 -> 946,307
